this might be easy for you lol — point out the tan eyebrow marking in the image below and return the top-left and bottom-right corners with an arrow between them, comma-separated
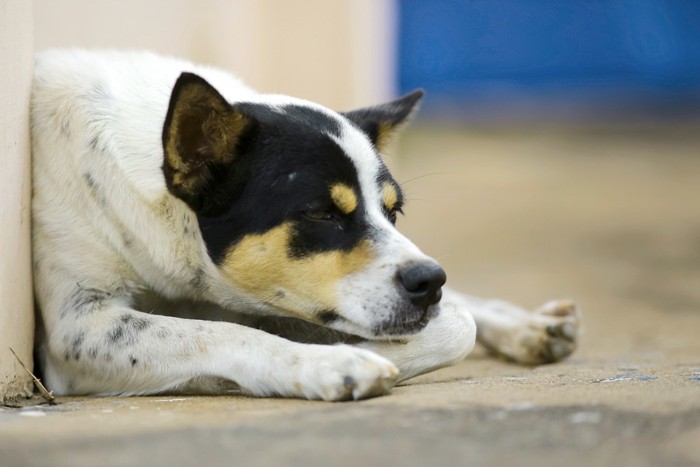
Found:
330,183 -> 358,214
381,182 -> 398,211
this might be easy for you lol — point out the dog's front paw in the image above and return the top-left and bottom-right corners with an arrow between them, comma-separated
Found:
506,299 -> 581,364
300,345 -> 399,401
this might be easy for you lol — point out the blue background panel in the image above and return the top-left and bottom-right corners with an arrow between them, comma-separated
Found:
398,0 -> 700,120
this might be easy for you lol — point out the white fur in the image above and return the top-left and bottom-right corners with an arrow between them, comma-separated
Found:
32,49 -> 579,400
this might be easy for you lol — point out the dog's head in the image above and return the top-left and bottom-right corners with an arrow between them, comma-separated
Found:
162,73 -> 445,339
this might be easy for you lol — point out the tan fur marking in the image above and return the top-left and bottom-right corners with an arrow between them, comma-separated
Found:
375,121 -> 394,152
382,182 -> 398,211
330,183 -> 358,214
220,223 -> 373,319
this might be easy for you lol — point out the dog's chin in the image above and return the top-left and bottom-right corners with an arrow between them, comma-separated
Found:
369,302 -> 441,340
322,302 -> 442,341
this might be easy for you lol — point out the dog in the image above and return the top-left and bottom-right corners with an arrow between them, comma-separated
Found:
31,49 -> 580,401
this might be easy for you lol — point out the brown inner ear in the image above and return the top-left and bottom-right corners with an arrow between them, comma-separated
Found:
341,89 -> 424,153
162,72 -> 251,211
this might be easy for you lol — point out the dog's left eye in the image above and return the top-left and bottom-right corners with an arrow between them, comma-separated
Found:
386,207 -> 403,225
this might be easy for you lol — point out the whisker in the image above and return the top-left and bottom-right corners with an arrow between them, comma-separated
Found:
398,172 -> 449,186
402,197 -> 431,203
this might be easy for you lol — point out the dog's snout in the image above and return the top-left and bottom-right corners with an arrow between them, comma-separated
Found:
396,262 -> 446,308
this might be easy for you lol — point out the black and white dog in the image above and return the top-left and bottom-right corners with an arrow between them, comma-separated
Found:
31,50 -> 580,401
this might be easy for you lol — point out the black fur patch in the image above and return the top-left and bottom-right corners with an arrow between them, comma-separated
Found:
196,103 -> 370,264
280,105 -> 342,137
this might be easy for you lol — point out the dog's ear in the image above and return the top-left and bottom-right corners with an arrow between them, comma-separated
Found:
341,89 -> 424,153
162,72 -> 252,212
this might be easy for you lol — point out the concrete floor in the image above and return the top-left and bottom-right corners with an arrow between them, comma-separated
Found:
2,124 -> 700,466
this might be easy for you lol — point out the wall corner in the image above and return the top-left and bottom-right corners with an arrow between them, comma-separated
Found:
0,0 -> 35,402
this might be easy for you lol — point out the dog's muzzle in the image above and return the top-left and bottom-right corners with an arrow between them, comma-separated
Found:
372,260 -> 447,337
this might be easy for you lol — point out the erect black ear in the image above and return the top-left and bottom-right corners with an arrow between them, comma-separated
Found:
162,72 -> 252,212
341,89 -> 424,152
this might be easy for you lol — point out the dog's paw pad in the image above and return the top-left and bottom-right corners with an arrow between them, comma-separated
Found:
523,299 -> 581,364
308,346 -> 399,402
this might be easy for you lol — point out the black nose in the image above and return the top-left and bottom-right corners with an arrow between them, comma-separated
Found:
396,262 -> 447,308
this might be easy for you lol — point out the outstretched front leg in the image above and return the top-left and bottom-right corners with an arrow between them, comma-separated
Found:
356,287 -> 579,379
442,288 -> 581,364
252,300 -> 478,383
356,301 -> 477,382
37,288 -> 398,401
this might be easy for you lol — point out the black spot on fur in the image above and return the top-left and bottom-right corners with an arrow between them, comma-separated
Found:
107,313 -> 153,345
108,314 -> 151,345
120,313 -> 152,332
83,172 -> 96,189
107,325 -> 125,344
62,286 -> 112,318
89,136 -> 100,150
130,356 -> 138,367
156,327 -> 172,339
121,231 -> 134,249
189,268 -> 207,291
82,173 -> 109,208
70,332 -> 85,361
317,310 -> 339,324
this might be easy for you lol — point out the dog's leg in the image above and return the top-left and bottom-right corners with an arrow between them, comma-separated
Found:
441,288 -> 581,365
39,298 -> 398,401
354,288 -> 579,381
354,301 -> 477,382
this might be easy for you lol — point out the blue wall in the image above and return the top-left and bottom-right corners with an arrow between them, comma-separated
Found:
398,0 -> 700,120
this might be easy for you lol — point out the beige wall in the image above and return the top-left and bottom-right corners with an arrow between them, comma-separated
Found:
0,0 -> 35,401
34,0 -> 396,109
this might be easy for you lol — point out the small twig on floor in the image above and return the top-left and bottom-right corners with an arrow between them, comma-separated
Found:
9,347 -> 58,406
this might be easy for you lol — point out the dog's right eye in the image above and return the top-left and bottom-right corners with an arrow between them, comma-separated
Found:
303,210 -> 335,222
